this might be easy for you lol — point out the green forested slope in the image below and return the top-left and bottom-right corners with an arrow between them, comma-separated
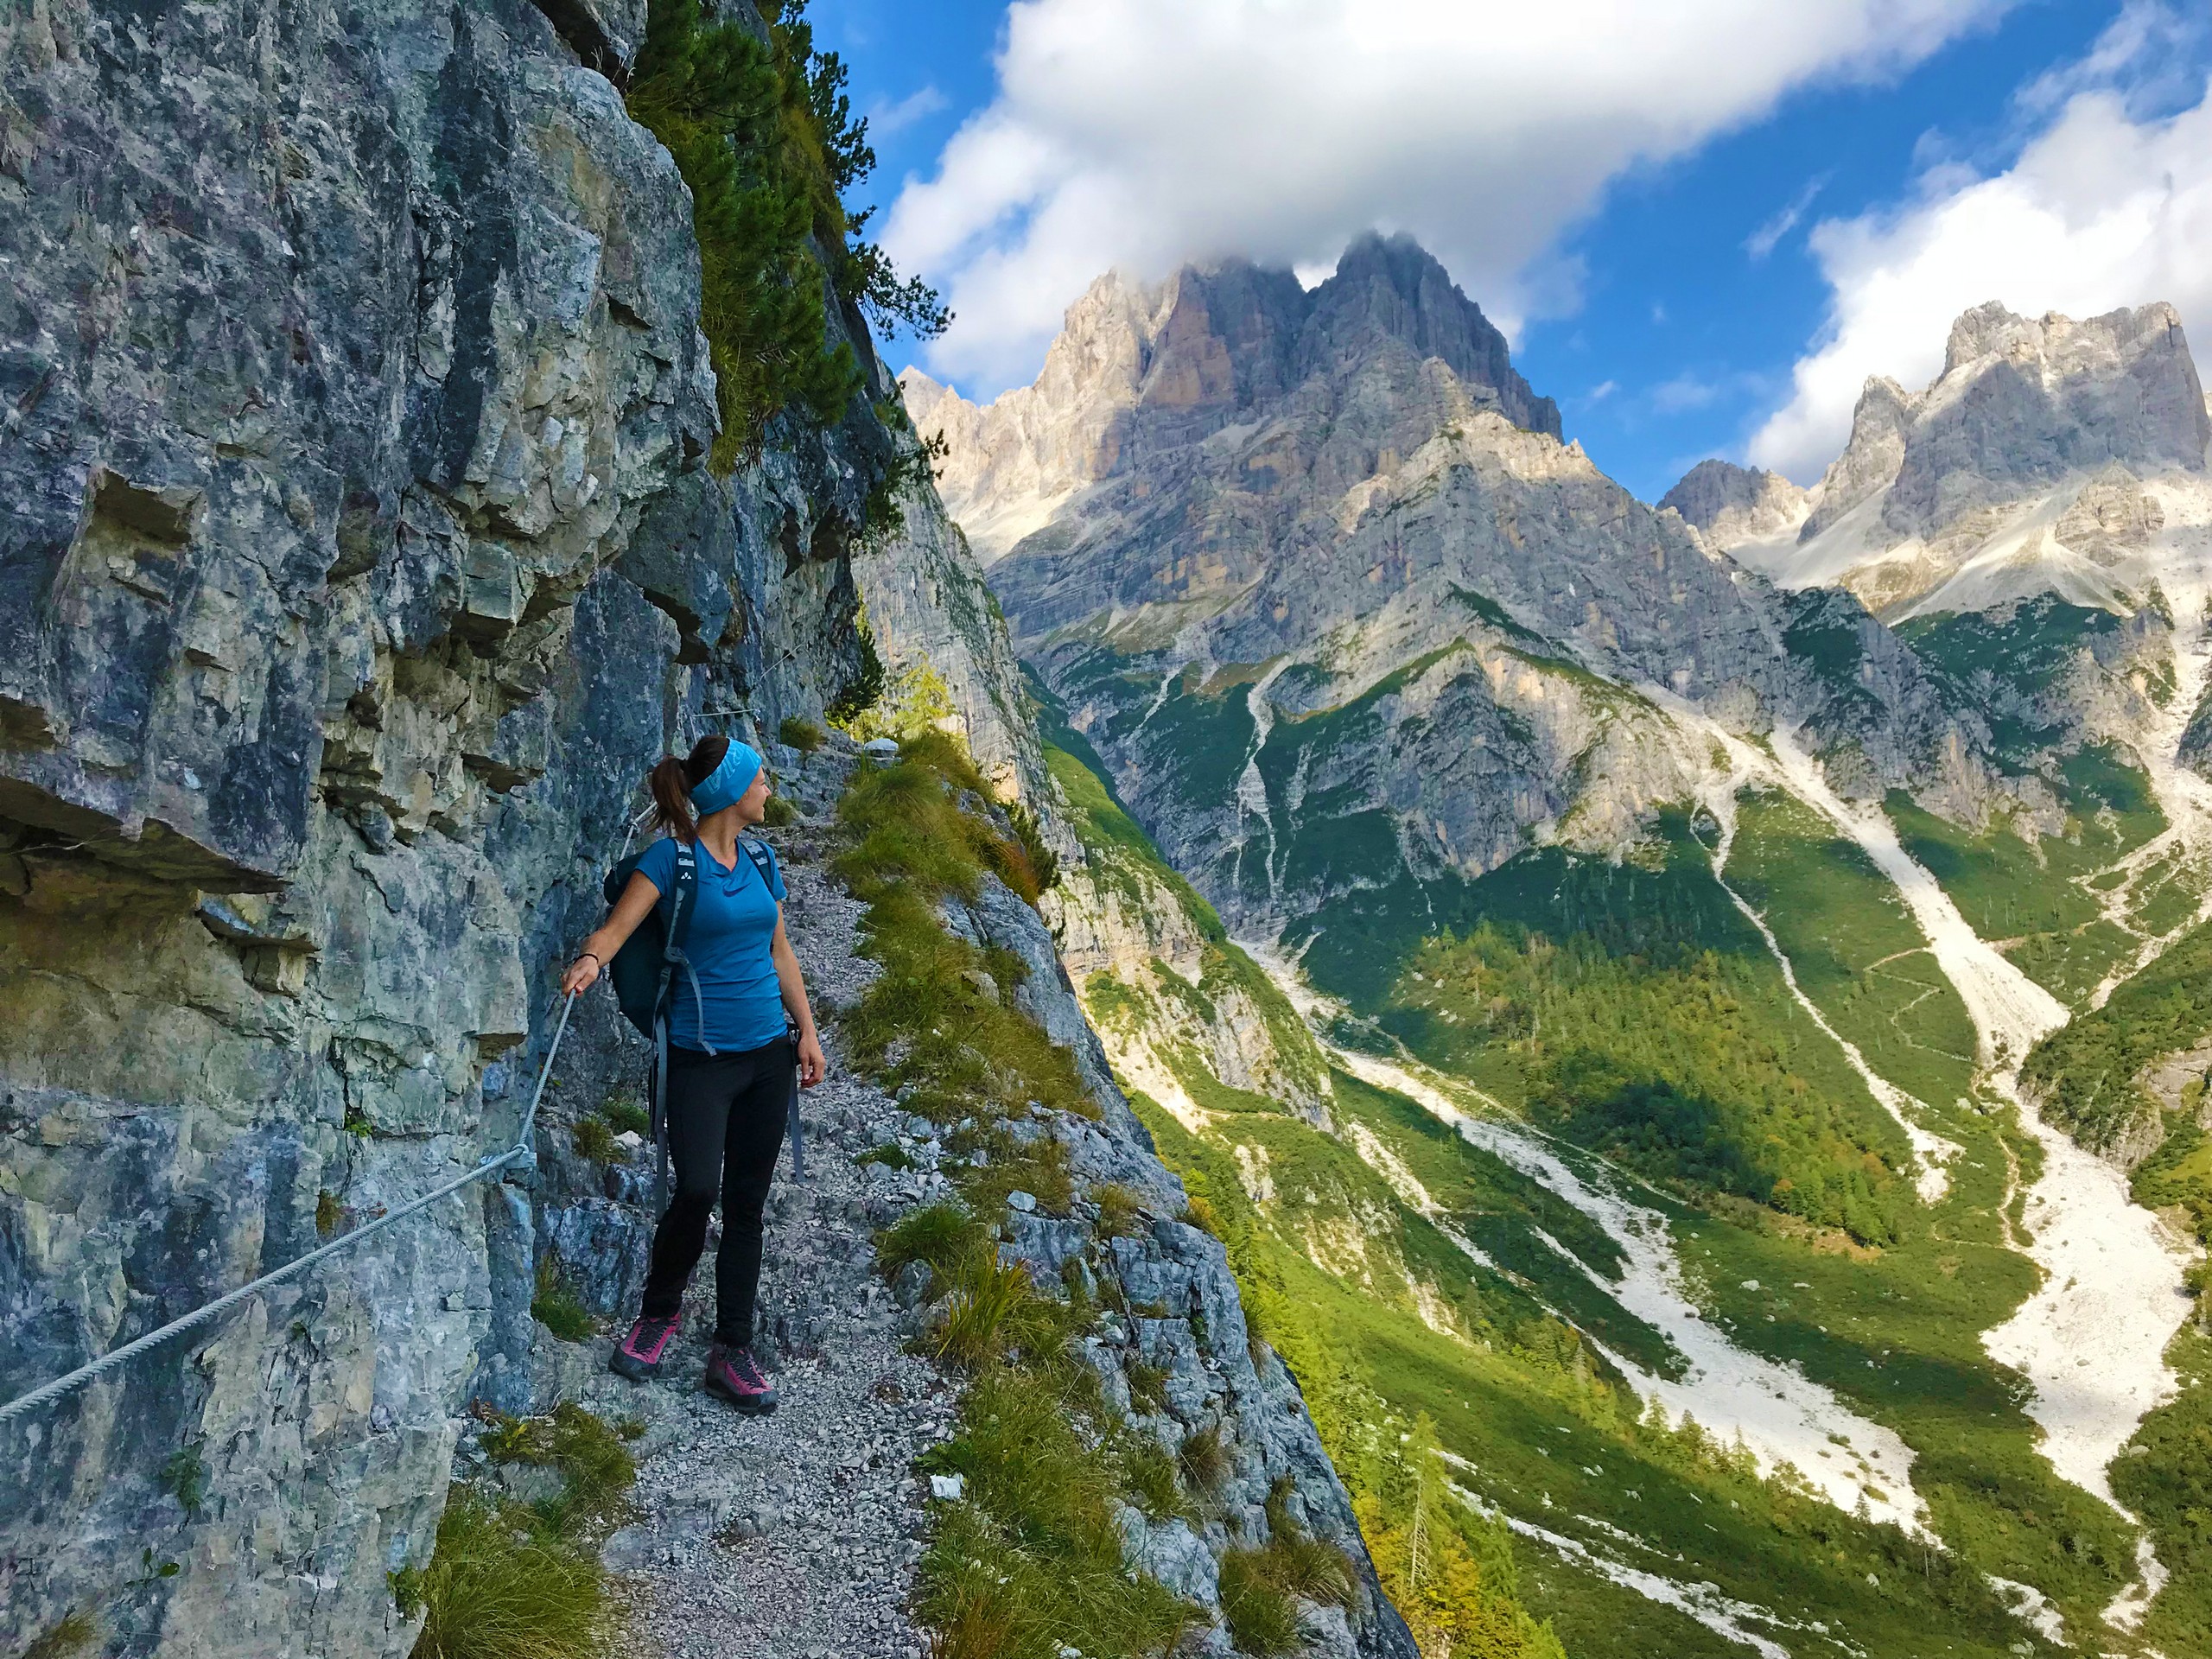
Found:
1043,740 -> 2124,1656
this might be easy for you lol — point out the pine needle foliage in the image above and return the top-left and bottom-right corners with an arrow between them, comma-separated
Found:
626,0 -> 947,471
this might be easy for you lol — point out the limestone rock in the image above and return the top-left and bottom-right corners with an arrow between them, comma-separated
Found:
1736,302 -> 2212,620
1662,458 -> 1810,553
946,239 -> 1979,939
905,234 -> 1559,566
0,0 -> 919,1651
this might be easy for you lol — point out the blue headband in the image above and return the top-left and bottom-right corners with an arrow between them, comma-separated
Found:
688,741 -> 763,817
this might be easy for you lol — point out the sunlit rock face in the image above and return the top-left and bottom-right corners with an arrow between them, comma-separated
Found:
1717,302 -> 2212,622
923,237 -> 1979,940
902,232 -> 1560,566
0,1 -> 888,1650
1662,459 -> 1810,553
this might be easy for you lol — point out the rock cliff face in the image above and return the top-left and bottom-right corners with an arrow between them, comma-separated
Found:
931,238 -> 1982,942
0,7 -> 1408,1656
1661,458 -> 1809,552
904,234 -> 1560,564
0,2 -> 1047,1654
1718,302 -> 2212,620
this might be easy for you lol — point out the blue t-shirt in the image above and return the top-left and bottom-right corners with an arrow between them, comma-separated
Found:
634,835 -> 789,1052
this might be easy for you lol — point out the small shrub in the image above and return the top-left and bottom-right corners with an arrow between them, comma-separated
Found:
1181,1192 -> 1224,1238
411,1484 -> 601,1659
1092,1182 -> 1149,1239
761,794 -> 799,827
1217,1546 -> 1301,1656
1179,1423 -> 1230,1495
160,1444 -> 207,1514
531,1256 -> 595,1343
601,1096 -> 650,1138
1007,801 -> 1059,895
855,1141 -> 915,1171
315,1189 -> 342,1237
571,1116 -> 616,1164
779,716 -> 824,753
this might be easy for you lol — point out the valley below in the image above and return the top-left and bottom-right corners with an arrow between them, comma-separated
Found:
949,245 -> 2212,1656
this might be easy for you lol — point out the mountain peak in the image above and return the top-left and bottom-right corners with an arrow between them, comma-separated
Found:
1661,458 -> 1809,550
1303,233 -> 1560,437
1739,298 -> 2210,617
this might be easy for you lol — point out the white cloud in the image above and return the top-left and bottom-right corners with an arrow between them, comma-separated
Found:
869,85 -> 950,139
1651,373 -> 1725,413
1751,36 -> 2212,480
885,0 -> 2008,393
1745,173 -> 1831,259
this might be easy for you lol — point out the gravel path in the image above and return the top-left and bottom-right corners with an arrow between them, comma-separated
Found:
560,844 -> 966,1659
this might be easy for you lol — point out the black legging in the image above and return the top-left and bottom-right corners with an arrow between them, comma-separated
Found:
639,1037 -> 792,1346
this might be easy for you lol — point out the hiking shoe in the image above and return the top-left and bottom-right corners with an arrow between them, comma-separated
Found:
610,1313 -> 679,1380
703,1342 -> 778,1415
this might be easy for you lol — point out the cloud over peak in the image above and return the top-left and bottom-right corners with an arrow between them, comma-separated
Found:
885,0 -> 2008,394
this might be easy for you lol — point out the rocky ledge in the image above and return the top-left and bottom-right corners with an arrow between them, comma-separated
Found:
509,747 -> 1415,1657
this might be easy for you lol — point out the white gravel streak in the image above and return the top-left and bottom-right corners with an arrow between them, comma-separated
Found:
1249,944 -> 1929,1535
1440,1471 -> 1808,1659
1758,725 -> 2197,1629
1700,780 -> 1961,1203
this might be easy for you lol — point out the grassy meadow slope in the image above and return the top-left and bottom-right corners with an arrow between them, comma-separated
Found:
1040,735 -> 2162,1656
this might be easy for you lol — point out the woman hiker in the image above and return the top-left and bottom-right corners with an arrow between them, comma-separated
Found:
559,734 -> 828,1414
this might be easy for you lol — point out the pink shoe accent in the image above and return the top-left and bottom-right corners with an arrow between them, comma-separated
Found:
610,1313 -> 678,1379
704,1343 -> 778,1414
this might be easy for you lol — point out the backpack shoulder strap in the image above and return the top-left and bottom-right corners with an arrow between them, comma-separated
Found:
663,839 -> 699,957
740,835 -> 778,895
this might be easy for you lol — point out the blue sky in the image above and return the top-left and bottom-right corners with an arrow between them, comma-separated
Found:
817,1 -> 2212,502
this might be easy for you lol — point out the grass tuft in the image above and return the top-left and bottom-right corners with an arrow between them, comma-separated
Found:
1124,1357 -> 1171,1415
1116,1433 -> 1187,1522
315,1189 -> 342,1237
1217,1546 -> 1303,1656
23,1611 -> 96,1659
876,1201 -> 986,1287
916,1369 -> 1198,1657
571,1116 -> 616,1164
531,1255 -> 595,1343
931,1254 -> 1035,1370
410,1484 -> 603,1659
1092,1181 -> 1150,1238
779,716 -> 825,753
1179,1423 -> 1232,1496
601,1095 -> 650,1138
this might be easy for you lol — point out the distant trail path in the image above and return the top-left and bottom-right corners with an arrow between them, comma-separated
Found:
1698,779 -> 1962,1202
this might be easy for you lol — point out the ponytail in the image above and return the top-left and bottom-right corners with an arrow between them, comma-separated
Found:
646,734 -> 731,843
